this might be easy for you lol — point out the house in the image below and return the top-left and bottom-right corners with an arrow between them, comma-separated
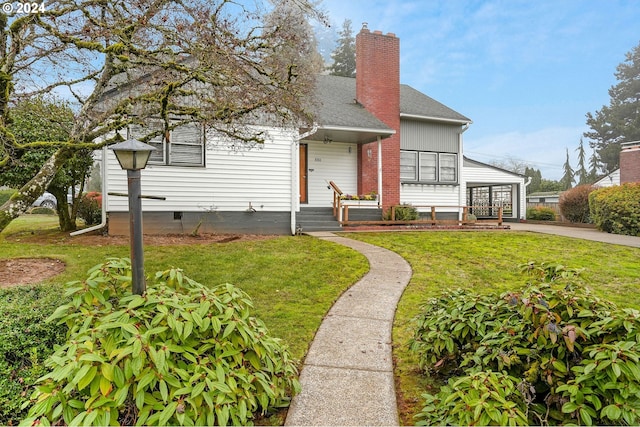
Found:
104,27 -> 527,235
594,169 -> 620,187
592,141 -> 640,187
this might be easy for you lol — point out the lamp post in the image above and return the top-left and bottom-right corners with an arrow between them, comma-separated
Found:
109,139 -> 156,295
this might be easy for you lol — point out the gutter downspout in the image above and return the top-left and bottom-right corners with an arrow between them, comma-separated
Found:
377,136 -> 383,208
458,123 -> 471,220
70,146 -> 107,236
292,124 -> 318,235
523,176 -> 532,220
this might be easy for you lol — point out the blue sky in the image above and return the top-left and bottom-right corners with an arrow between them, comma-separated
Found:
318,0 -> 640,180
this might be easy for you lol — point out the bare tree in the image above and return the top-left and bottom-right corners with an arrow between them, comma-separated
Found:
0,0 -> 325,231
488,155 -> 530,174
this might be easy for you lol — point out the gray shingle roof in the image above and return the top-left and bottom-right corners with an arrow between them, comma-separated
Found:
313,75 -> 391,131
313,74 -> 471,129
400,84 -> 471,123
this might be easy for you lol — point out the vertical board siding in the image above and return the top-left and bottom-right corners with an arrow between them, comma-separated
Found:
107,127 -> 294,212
306,141 -> 358,207
400,120 -> 459,152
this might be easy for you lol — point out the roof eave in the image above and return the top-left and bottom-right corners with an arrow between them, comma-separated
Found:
401,113 -> 472,125
301,125 -> 396,144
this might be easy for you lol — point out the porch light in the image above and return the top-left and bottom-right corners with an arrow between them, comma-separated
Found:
108,139 -> 156,295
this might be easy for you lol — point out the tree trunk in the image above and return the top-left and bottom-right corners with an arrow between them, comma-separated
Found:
0,147 -> 71,233
49,187 -> 76,232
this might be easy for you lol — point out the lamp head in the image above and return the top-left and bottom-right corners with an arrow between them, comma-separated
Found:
109,139 -> 156,170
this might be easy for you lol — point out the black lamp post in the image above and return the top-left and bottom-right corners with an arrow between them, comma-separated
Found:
109,139 -> 156,295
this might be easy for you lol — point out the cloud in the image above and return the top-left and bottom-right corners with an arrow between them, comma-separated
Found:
465,126 -> 589,180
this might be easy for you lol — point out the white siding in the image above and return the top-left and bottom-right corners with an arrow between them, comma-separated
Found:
594,169 -> 620,187
106,127 -> 295,213
305,141 -> 357,207
463,163 -> 527,220
401,183 -> 460,212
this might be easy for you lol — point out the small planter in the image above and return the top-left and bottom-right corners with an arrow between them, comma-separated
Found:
341,199 -> 379,207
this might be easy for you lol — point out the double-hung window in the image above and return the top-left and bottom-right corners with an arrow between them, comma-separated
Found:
128,120 -> 205,167
400,150 -> 458,183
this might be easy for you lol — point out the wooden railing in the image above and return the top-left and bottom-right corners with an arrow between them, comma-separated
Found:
381,205 -> 503,226
328,181 -> 343,219
327,181 -> 504,226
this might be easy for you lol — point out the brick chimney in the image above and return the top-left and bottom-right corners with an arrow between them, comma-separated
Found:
355,26 -> 400,208
620,141 -> 640,184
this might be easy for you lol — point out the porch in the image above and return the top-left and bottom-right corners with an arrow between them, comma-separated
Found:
295,181 -> 509,233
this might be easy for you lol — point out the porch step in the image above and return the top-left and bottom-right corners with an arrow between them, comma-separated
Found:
296,207 -> 383,232
296,207 -> 341,232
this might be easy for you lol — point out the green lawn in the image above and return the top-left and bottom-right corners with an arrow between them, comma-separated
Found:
346,230 -> 640,424
0,215 -> 369,360
4,217 -> 640,425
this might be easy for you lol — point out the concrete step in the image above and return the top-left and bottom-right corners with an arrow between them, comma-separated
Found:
297,207 -> 341,232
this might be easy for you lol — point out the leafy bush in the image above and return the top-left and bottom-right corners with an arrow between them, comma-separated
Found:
527,206 -> 557,221
76,191 -> 102,225
589,183 -> 640,236
29,207 -> 56,215
559,184 -> 595,223
21,258 -> 300,426
411,262 -> 640,426
385,204 -> 420,221
0,284 -> 68,425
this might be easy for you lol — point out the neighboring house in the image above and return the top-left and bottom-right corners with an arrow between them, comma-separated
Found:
105,27 -> 527,235
526,191 -> 561,218
593,141 -> 640,187
527,192 -> 560,204
594,169 -> 620,187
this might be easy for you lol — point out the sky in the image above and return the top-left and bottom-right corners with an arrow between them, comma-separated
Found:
317,0 -> 640,180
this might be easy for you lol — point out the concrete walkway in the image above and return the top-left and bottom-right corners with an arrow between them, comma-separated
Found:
285,232 -> 412,426
284,224 -> 638,426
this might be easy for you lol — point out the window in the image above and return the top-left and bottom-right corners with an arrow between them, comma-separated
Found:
400,151 -> 417,180
419,152 -> 437,181
400,150 -> 458,183
439,153 -> 457,182
129,120 -> 205,167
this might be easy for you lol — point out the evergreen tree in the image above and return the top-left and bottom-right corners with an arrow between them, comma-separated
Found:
588,149 -> 600,182
584,40 -> 640,174
524,166 -> 542,194
328,19 -> 356,77
539,179 -> 564,192
575,138 -> 589,185
560,148 -> 575,190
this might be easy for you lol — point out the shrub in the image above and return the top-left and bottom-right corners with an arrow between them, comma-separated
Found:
526,206 -> 557,221
29,207 -> 56,215
0,284 -> 68,425
21,258 -> 300,426
589,183 -> 640,236
411,262 -> 640,426
559,184 -> 595,223
76,191 -> 102,225
385,204 -> 420,221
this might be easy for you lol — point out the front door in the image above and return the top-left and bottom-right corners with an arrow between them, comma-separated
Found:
300,143 -> 308,204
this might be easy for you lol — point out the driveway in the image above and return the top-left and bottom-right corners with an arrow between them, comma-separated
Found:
509,222 -> 640,248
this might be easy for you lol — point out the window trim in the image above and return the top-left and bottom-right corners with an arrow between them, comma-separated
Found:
400,150 -> 459,184
128,120 -> 205,167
